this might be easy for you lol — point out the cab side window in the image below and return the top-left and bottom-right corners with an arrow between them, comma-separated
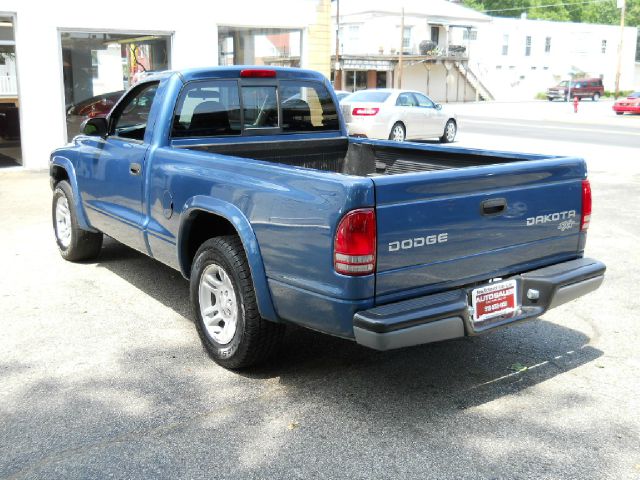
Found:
111,82 -> 158,141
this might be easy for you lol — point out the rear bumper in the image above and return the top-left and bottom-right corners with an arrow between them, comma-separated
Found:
346,119 -> 389,140
353,257 -> 605,351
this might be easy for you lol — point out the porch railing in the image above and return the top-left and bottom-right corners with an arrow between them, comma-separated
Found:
0,75 -> 18,96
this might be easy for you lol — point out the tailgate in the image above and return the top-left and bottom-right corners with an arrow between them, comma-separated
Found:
374,158 -> 586,299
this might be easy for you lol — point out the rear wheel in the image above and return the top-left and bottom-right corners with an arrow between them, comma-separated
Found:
389,122 -> 406,142
616,112 -> 624,115
190,236 -> 284,369
547,97 -> 553,102
593,92 -> 601,101
440,119 -> 457,143
52,181 -> 103,262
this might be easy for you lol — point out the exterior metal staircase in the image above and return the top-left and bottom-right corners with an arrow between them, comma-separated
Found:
454,61 -> 494,101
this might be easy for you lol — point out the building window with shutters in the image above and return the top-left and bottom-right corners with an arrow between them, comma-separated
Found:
463,29 -> 477,41
403,27 -> 412,52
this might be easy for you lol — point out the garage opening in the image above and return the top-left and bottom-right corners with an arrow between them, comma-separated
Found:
0,15 -> 21,168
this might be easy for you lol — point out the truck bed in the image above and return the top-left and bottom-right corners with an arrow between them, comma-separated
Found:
176,136 -> 553,177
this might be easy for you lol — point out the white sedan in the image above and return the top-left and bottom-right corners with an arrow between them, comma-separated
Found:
340,89 -> 457,143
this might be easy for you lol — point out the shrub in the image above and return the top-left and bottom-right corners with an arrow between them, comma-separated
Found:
604,90 -> 633,98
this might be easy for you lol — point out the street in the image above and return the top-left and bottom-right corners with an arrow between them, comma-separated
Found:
463,117 -> 640,148
1,101 -> 639,479
456,99 -> 640,148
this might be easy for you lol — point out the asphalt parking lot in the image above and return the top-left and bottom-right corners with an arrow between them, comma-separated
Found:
1,121 -> 639,479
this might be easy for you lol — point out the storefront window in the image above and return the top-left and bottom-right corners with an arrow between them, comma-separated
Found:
61,32 -> 171,140
218,27 -> 301,67
0,15 -> 21,167
344,71 -> 368,92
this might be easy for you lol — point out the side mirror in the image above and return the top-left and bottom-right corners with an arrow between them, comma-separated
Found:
80,117 -> 108,137
435,103 -> 443,111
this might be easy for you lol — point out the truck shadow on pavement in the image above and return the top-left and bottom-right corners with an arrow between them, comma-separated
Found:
96,237 -> 193,319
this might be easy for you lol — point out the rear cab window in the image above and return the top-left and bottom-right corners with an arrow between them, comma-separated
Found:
280,80 -> 339,132
170,77 -> 339,141
172,81 -> 241,137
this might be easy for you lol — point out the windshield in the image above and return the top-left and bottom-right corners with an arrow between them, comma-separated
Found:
347,91 -> 391,103
559,81 -> 569,87
628,91 -> 640,98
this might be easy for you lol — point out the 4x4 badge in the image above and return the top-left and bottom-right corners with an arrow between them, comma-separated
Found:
558,219 -> 577,231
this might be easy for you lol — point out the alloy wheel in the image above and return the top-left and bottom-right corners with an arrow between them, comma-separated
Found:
391,124 -> 405,141
198,263 -> 238,345
55,196 -> 72,248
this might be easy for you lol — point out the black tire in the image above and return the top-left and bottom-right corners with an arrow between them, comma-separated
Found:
190,236 -> 284,369
52,180 -> 103,262
564,94 -> 569,102
440,119 -> 457,143
389,122 -> 406,142
593,92 -> 600,101
547,97 -> 553,102
616,112 -> 624,115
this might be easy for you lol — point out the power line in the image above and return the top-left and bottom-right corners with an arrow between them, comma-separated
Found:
482,0 -> 610,13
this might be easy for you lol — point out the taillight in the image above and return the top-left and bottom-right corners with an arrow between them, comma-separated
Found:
581,179 -> 592,231
352,107 -> 379,116
334,208 -> 376,276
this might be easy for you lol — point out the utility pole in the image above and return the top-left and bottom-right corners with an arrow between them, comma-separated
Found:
334,0 -> 341,90
614,0 -> 626,99
398,7 -> 404,89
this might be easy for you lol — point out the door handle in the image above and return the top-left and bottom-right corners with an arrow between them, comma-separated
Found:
481,198 -> 507,216
129,163 -> 142,176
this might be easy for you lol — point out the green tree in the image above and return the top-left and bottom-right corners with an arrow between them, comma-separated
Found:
462,0 -> 640,26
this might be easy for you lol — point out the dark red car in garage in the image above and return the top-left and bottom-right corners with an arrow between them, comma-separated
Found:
66,90 -> 125,140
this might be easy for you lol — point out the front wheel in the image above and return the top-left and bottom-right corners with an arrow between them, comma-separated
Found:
593,92 -> 601,101
440,119 -> 457,143
616,112 -> 624,115
52,180 -> 103,261
190,236 -> 284,369
389,122 -> 406,142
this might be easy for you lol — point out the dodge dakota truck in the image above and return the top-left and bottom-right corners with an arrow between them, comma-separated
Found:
50,67 -> 606,369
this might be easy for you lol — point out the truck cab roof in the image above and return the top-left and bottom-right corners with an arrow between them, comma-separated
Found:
175,66 -> 328,83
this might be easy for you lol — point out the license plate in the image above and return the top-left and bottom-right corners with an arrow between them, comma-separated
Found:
471,279 -> 518,323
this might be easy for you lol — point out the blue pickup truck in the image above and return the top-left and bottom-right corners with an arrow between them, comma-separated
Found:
50,67 -> 605,369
